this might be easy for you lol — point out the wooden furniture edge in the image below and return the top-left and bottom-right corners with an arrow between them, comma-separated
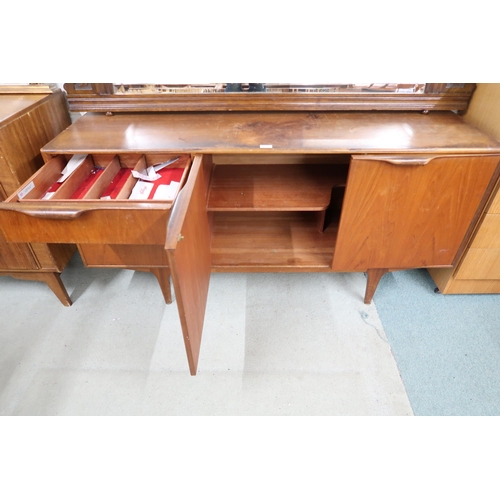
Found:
0,90 -> 67,129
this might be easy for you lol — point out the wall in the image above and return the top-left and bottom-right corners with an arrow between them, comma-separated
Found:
463,84 -> 500,139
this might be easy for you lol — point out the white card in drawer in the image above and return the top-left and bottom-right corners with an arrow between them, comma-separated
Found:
153,181 -> 180,200
41,191 -> 56,200
58,154 -> 87,183
129,180 -> 154,200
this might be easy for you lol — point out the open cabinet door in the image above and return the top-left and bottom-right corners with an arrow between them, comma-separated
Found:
166,154 -> 212,375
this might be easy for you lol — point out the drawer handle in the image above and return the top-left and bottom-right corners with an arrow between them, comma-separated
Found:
18,208 -> 85,220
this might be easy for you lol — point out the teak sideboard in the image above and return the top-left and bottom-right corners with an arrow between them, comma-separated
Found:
1,110 -> 499,374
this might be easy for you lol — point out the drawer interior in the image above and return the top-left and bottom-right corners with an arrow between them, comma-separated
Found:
12,153 -> 191,203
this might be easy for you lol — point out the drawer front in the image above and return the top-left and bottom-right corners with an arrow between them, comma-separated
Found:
0,153 -> 193,246
79,243 -> 170,267
0,205 -> 171,245
456,248 -> 500,280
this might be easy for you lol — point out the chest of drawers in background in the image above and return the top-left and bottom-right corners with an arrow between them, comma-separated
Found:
0,90 -> 74,305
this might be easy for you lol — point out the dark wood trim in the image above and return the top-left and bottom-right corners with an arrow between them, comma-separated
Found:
63,84 -> 476,113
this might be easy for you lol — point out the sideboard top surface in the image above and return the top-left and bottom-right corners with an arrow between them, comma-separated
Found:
42,111 -> 500,155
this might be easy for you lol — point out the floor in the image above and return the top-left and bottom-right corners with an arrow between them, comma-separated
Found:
1,254 -> 413,416
375,269 -> 500,416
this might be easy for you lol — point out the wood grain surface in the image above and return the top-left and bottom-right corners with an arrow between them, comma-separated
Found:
41,111 -> 500,156
78,243 -> 170,267
207,164 -> 347,211
332,155 -> 499,271
455,249 -> 500,280
428,84 -> 500,293
0,91 -> 74,304
166,155 -> 212,375
210,212 -> 338,271
0,91 -> 71,196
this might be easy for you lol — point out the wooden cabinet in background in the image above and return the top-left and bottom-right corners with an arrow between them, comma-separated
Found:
0,90 -> 75,304
429,178 -> 500,293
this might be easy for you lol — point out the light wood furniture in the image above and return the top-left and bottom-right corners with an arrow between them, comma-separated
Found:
429,84 -> 500,294
0,90 -> 74,305
1,110 -> 499,373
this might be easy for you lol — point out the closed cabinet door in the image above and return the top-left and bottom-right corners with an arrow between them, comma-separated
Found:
0,231 -> 39,270
332,155 -> 500,271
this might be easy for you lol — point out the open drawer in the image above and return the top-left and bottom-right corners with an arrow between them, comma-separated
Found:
0,153 -> 193,245
0,151 -> 213,375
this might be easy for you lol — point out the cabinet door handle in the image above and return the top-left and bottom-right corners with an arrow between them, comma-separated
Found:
382,157 -> 433,166
352,155 -> 436,166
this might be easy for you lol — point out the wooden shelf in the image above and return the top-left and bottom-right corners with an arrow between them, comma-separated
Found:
207,164 -> 347,211
210,212 -> 338,271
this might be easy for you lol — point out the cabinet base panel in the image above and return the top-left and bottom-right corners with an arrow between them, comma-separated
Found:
211,265 -> 333,273
428,267 -> 500,294
211,212 -> 338,269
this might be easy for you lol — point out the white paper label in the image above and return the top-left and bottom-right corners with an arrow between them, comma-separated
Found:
129,180 -> 154,200
153,181 -> 180,200
18,181 -> 35,199
260,144 -> 273,149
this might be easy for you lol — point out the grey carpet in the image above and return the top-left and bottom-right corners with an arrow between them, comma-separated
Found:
374,269 -> 500,416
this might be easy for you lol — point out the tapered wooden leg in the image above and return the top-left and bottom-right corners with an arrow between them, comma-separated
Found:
150,268 -> 173,304
43,273 -> 72,306
364,268 -> 388,304
5,272 -> 72,306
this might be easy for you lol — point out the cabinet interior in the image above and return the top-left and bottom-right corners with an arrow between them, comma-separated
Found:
207,154 -> 349,271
